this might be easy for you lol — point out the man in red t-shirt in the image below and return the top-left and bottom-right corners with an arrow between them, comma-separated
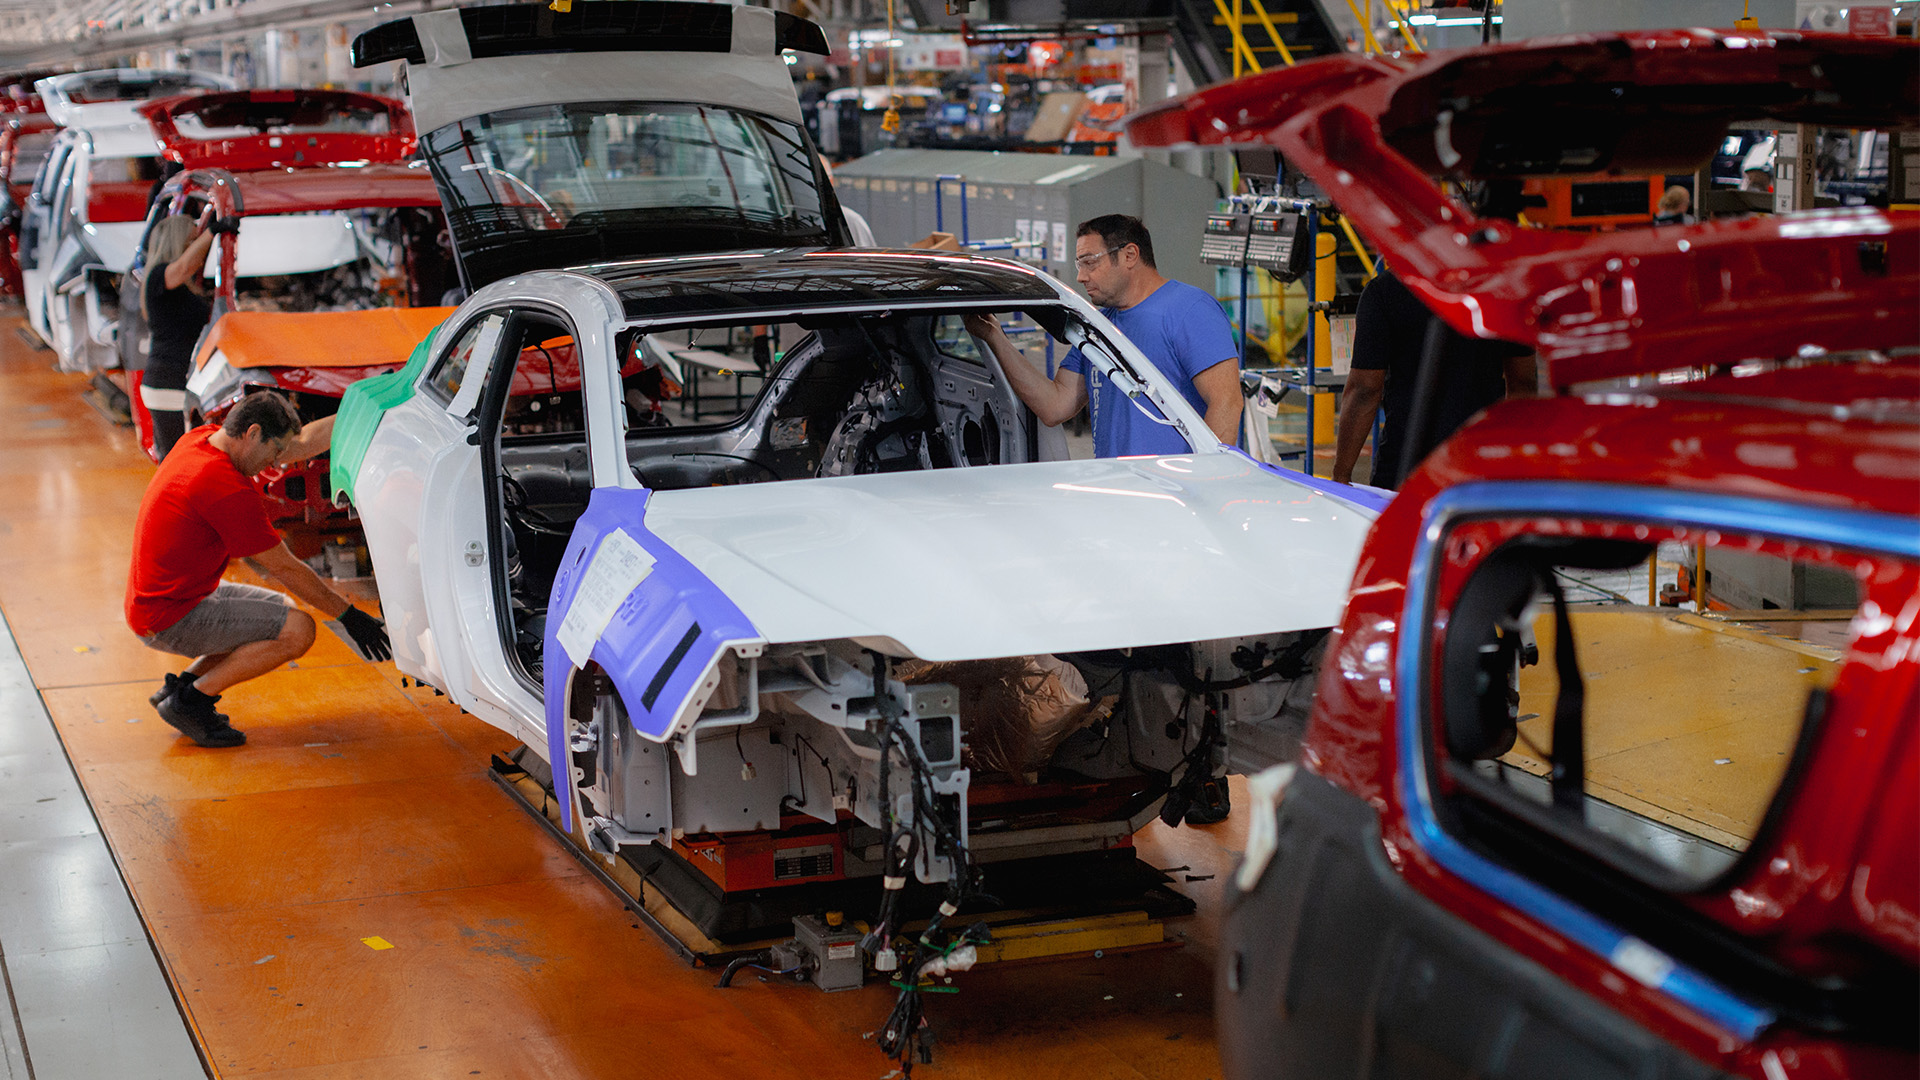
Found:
126,392 -> 390,747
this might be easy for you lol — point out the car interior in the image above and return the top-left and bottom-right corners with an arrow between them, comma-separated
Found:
473,306 -> 1105,683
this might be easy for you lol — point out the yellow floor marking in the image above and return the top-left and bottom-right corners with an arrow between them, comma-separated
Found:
361,936 -> 395,951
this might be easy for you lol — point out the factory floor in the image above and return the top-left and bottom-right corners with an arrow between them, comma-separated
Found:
0,313 -> 1239,1079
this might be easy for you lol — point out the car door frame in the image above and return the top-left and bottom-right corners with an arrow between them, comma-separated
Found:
19,131 -> 72,334
364,273 -> 626,748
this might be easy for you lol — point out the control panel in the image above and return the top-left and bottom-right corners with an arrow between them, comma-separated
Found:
1246,210 -> 1310,281
1199,212 -> 1251,268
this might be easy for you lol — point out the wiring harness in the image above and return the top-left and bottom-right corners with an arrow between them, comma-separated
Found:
860,651 -> 993,1074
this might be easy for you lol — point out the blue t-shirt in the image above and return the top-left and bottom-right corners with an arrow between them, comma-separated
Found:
1062,279 -> 1239,457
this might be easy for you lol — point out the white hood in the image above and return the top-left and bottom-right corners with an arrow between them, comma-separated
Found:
643,455 -> 1377,661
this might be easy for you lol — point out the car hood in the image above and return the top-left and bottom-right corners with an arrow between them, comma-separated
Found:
1123,30 -> 1919,389
643,455 -> 1378,661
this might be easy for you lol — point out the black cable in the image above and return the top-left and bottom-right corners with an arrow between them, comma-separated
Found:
715,950 -> 771,988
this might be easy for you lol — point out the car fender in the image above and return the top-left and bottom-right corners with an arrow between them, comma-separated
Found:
542,486 -> 764,832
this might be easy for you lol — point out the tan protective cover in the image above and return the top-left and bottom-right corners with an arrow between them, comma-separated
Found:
194,307 -> 456,370
900,655 -> 1116,782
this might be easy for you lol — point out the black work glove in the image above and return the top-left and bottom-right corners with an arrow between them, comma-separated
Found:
338,606 -> 392,662
207,215 -> 242,236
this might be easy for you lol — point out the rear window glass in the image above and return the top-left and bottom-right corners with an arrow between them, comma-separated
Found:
418,100 -> 832,282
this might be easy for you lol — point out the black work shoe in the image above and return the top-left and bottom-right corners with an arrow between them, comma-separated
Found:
150,673 -> 231,726
148,672 -> 181,709
156,687 -> 246,748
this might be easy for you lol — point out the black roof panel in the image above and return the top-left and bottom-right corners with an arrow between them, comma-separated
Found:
585,249 -> 1061,319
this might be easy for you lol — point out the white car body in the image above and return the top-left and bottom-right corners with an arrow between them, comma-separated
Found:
336,2 -> 1383,898
22,69 -> 231,369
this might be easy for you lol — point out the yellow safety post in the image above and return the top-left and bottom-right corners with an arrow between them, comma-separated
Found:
1313,230 -> 1337,447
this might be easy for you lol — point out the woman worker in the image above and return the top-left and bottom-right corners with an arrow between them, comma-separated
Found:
140,207 -> 232,459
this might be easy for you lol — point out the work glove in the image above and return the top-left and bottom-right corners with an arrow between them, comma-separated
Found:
338,606 -> 392,662
207,215 -> 242,236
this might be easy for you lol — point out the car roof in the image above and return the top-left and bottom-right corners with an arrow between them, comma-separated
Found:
1123,30 -> 1920,391
164,162 -> 441,215
579,248 -> 1061,320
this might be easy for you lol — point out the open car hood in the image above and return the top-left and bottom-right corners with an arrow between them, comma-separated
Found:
350,2 -> 842,291
37,69 -> 234,130
140,89 -> 414,170
1123,30 -> 1920,388
642,455 -> 1377,662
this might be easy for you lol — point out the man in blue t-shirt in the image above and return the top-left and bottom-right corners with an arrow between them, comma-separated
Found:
965,215 -> 1242,457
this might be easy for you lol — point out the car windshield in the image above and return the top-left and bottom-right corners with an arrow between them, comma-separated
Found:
418,100 -> 832,285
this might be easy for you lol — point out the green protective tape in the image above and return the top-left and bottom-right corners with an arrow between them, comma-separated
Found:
328,321 -> 444,507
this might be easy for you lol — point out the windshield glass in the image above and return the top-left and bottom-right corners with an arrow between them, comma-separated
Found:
419,100 -> 833,287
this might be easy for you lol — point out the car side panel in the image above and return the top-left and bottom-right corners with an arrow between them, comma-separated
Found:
1221,768 -> 1731,1080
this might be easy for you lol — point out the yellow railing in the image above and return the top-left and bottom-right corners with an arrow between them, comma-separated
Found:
1382,0 -> 1427,52
1345,0 -> 1425,54
1214,0 -> 1297,76
1216,0 -> 1379,281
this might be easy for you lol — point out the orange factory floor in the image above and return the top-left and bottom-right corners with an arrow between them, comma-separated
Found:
0,315 -> 1238,1078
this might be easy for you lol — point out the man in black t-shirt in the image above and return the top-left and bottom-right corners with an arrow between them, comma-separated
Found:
1332,267 -> 1534,490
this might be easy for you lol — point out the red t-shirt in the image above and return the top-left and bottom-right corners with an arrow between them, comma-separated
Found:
125,426 -> 282,636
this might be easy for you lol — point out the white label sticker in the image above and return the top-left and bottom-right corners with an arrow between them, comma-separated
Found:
555,528 -> 658,670
1609,936 -> 1676,989
826,943 -> 858,961
1051,221 -> 1069,264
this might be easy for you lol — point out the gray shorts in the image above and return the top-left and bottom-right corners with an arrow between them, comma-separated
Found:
141,582 -> 291,658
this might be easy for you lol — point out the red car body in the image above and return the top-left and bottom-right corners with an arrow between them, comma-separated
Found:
124,90 -> 452,543
1128,30 -> 1917,1079
0,73 -> 57,297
